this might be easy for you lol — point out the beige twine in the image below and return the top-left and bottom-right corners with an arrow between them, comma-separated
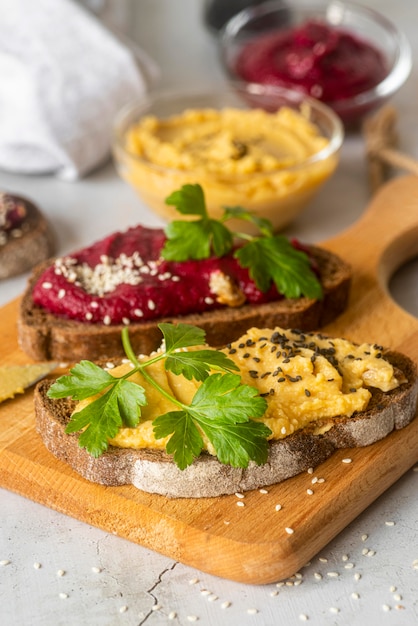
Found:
363,105 -> 418,192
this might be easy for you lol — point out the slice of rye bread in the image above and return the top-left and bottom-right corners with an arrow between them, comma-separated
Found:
18,246 -> 351,362
0,196 -> 54,280
33,350 -> 418,498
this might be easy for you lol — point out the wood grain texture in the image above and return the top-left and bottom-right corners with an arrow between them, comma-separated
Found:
1,175 -> 418,585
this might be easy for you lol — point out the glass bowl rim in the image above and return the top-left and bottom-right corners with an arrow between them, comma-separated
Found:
219,0 -> 412,111
113,82 -> 344,179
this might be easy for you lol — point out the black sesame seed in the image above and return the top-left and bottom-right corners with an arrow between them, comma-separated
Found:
253,357 -> 261,363
305,389 -> 311,397
243,353 -> 250,358
350,388 -> 357,393
277,377 -> 286,382
228,348 -> 237,354
249,371 -> 258,378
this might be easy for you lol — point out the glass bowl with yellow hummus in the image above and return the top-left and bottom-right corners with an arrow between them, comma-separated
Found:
112,82 -> 343,233
220,0 -> 411,128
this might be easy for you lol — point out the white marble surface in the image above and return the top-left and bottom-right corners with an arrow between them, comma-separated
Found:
1,1 -> 418,625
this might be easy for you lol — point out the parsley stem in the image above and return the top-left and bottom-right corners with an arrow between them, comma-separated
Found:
121,327 -> 185,410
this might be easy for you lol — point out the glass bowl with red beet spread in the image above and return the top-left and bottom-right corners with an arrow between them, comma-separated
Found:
220,0 -> 411,128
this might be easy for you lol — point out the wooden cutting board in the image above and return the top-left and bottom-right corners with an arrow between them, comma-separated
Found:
1,175 -> 418,585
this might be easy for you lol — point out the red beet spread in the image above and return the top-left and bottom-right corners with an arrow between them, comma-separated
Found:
234,19 -> 387,103
0,194 -> 27,234
32,225 -> 315,326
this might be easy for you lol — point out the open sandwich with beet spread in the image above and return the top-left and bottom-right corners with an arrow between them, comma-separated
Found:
34,322 -> 418,497
18,184 -> 351,362
0,192 -> 53,280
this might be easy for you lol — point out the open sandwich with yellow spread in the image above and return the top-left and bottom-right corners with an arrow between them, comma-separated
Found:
34,323 -> 418,498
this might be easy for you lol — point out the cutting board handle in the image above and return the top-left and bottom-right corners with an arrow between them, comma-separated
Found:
322,175 -> 418,353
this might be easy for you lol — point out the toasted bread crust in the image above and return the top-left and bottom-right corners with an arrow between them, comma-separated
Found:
0,197 -> 54,280
34,351 -> 418,498
18,246 -> 351,362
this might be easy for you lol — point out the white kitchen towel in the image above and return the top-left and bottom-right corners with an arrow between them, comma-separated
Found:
0,0 -> 157,180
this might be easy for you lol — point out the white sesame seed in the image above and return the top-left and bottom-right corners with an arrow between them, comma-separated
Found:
318,478 -> 325,483
208,595 -> 218,602
58,593 -> 68,600
91,566 -> 102,573
393,594 -> 402,601
286,581 -> 294,586
148,299 -> 156,310
362,548 -> 369,555
385,521 -> 395,526
395,604 -> 405,610
42,282 -> 52,289
85,312 -> 93,320
351,592 -> 360,600
361,534 -> 368,542
318,557 -> 328,563
204,297 -> 214,305
134,308 -> 143,317
306,489 -> 314,495
342,458 -> 352,464
168,611 -> 177,620
33,562 -> 41,569
294,579 -> 302,586
276,582 -> 285,587
311,477 -> 318,484
285,527 -> 294,534
313,572 -> 322,580
187,616 -> 198,622
329,607 -> 340,614
58,289 -> 66,299
90,301 -> 99,308
103,315 -> 111,325
122,317 -> 130,325
344,563 -> 354,569
382,604 -> 391,612
236,501 -> 245,507
200,589 -> 211,596
189,578 -> 199,585
281,426 -> 287,435
367,550 -> 376,557
247,608 -> 258,615
171,275 -> 180,282
327,572 -> 339,578
259,489 -> 268,494
342,554 -> 349,561
299,614 -> 309,621
221,601 -> 231,609
275,504 -> 282,511
413,559 -> 418,570
235,492 -> 245,498
307,467 -> 314,474
0,560 -> 10,566
389,585 -> 397,592
119,606 -> 128,613
270,590 -> 279,596
152,604 -> 161,611
57,569 -> 65,577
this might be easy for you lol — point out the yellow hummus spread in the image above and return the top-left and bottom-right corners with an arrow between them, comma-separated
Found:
73,327 -> 402,453
118,107 -> 339,232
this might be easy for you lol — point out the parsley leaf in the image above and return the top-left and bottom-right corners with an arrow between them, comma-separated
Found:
163,184 -> 233,260
165,350 -> 239,382
153,410 -> 204,470
235,235 -> 323,299
154,373 -> 270,469
64,379 -> 146,457
160,183 -> 322,299
47,360 -> 115,400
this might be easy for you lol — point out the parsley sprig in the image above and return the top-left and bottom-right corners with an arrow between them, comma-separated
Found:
47,323 -> 271,469
161,184 -> 323,300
